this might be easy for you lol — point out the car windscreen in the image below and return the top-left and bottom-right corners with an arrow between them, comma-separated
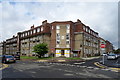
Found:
5,56 -> 14,58
108,54 -> 115,56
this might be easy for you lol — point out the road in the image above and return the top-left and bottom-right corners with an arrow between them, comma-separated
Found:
64,56 -> 120,68
1,60 -> 119,79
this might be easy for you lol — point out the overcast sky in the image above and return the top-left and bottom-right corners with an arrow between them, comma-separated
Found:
0,0 -> 119,49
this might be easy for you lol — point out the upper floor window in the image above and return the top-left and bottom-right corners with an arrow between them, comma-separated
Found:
56,25 -> 60,30
33,29 -> 36,33
37,28 -> 40,32
56,33 -> 60,40
25,33 -> 27,36
28,32 -> 29,35
89,29 -> 91,33
83,26 -> 86,31
23,33 -> 24,37
30,31 -> 32,34
66,24 -> 70,29
52,26 -> 54,30
66,33 -> 70,40
41,27 -> 43,31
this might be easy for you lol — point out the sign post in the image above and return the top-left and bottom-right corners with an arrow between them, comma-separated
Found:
101,44 -> 106,64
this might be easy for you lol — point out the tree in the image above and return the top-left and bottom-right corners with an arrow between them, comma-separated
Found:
114,48 -> 120,54
33,43 -> 48,58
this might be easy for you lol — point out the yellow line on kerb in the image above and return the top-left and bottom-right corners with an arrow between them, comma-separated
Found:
110,68 -> 120,70
0,64 -> 9,70
94,62 -> 106,68
94,62 -> 120,72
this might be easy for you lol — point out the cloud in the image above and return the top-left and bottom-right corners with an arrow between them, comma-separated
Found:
0,1 -> 118,49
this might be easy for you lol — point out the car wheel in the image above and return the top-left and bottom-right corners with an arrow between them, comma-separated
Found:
3,60 -> 6,64
13,61 -> 16,63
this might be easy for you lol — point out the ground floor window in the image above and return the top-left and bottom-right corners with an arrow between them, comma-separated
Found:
55,49 -> 70,57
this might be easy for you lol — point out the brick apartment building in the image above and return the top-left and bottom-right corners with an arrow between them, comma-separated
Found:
105,40 -> 114,53
0,19 -> 114,57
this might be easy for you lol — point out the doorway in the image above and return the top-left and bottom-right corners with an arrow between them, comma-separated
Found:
61,50 -> 64,56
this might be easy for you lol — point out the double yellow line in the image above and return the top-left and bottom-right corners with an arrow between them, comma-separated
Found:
94,62 -> 120,72
0,63 -> 9,70
94,62 -> 107,68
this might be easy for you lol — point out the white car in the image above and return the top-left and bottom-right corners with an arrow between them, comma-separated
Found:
107,54 -> 117,60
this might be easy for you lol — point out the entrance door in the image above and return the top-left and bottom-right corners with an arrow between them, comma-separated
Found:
61,50 -> 64,56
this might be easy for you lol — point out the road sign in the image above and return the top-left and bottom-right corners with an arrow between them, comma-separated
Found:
100,44 -> 106,48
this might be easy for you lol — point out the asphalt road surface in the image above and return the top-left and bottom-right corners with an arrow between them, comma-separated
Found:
1,60 -> 119,79
64,56 -> 120,68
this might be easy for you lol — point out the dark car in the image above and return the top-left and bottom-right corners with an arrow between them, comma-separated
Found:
14,54 -> 20,60
2,55 -> 16,63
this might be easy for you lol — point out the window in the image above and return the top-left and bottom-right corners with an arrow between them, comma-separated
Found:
52,26 -> 54,29
30,31 -> 32,34
33,29 -> 36,33
66,33 -> 69,40
56,25 -> 60,29
23,33 -> 24,37
83,26 -> 85,31
66,41 -> 70,44
56,33 -> 60,40
56,30 -> 60,33
66,30 -> 70,33
89,29 -> 91,33
37,28 -> 40,32
41,27 -> 43,31
28,32 -> 29,35
25,33 -> 27,36
66,24 -> 70,29
57,41 -> 60,44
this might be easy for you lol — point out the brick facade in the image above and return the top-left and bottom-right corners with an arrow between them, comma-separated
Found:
0,19 -> 114,57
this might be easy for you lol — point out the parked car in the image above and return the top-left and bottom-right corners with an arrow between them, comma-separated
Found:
107,54 -> 118,60
2,55 -> 16,63
101,53 -> 108,56
13,54 -> 20,60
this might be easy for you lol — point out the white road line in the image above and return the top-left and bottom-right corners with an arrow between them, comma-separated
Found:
87,67 -> 94,69
19,70 -> 23,72
94,68 -> 99,70
30,71 -> 36,74
74,62 -> 85,65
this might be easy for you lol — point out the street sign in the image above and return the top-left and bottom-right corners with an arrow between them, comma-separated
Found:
100,44 -> 106,48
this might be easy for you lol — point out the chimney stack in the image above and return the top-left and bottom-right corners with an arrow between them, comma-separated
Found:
42,20 -> 47,25
77,19 -> 81,23
31,24 -> 34,29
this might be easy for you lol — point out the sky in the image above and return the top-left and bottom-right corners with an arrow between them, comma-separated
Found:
0,0 -> 119,49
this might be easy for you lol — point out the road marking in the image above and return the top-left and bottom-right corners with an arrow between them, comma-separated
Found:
19,70 -> 23,72
0,64 -> 8,70
30,71 -> 36,74
58,60 -> 66,62
94,62 -> 107,68
94,62 -> 120,72
74,62 -> 85,65
80,66 -> 87,68
87,66 -> 94,69
64,70 -> 73,73
64,73 -> 74,76
94,68 -> 99,70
